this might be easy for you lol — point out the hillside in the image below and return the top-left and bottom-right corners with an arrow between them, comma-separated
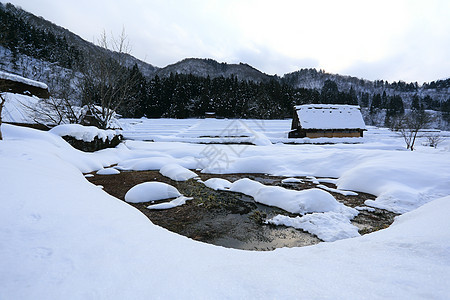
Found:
1,2 -> 449,128
0,2 -> 158,77
156,58 -> 273,83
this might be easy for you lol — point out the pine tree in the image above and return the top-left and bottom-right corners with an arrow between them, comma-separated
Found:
320,80 -> 339,104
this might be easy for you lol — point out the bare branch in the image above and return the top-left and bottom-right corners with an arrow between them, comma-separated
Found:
393,110 -> 432,151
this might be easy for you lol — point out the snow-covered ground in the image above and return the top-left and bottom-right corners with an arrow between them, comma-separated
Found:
1,119 -> 450,299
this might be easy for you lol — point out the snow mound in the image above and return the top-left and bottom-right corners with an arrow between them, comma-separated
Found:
96,168 -> 120,175
50,124 -> 120,142
252,132 -> 272,146
229,178 -> 265,197
124,182 -> 181,203
159,164 -> 198,181
203,178 -> 232,190
147,196 -> 193,210
229,178 -> 357,215
267,212 -> 360,242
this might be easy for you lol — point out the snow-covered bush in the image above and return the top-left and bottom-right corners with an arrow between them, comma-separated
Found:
50,124 -> 123,152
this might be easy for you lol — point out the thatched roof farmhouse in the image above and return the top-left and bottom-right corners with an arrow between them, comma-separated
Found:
288,104 -> 366,138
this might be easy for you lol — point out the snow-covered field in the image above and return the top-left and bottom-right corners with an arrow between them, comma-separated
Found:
1,118 -> 450,299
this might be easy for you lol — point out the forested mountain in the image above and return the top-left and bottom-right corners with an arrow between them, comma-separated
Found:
1,2 -> 449,128
156,58 -> 273,83
0,2 -> 158,76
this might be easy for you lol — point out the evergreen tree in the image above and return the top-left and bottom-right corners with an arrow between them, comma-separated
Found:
411,94 -> 421,111
370,93 -> 382,114
321,80 -> 339,104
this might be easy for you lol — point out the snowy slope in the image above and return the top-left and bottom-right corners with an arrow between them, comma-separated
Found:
0,124 -> 450,298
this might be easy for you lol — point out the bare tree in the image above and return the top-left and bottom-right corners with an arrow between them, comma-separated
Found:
0,23 -> 7,140
394,110 -> 431,151
426,133 -> 445,148
16,71 -> 81,127
79,29 -> 139,129
0,79 -> 14,140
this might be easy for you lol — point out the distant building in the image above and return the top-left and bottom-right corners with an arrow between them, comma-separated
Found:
288,104 -> 366,138
0,71 -> 50,99
205,112 -> 216,118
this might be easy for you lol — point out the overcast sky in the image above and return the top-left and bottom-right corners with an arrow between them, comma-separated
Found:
11,0 -> 450,83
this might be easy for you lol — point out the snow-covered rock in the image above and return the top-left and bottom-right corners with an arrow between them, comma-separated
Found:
124,182 -> 181,203
203,178 -> 232,190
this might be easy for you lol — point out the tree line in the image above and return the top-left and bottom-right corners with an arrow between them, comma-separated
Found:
102,72 -> 365,119
1,2 -> 449,128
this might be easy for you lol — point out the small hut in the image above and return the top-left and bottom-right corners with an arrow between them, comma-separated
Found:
288,104 -> 366,138
205,112 -> 216,118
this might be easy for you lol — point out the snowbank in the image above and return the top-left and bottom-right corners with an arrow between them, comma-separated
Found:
1,124 -> 450,298
116,155 -> 198,171
229,178 -> 358,216
124,182 -> 181,203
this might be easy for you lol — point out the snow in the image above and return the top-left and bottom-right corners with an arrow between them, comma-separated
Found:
281,177 -> 304,184
124,182 -> 181,203
159,163 -> 198,181
229,178 -> 358,216
356,206 -> 376,212
203,178 -> 232,190
317,178 -> 338,184
0,70 -> 48,89
294,104 -> 366,130
50,124 -> 120,142
267,212 -> 360,242
1,121 -> 450,298
96,167 -> 120,175
147,195 -> 193,210
1,93 -> 40,124
317,184 -> 358,196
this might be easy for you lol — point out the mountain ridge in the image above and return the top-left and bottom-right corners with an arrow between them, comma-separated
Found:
1,2 -> 449,105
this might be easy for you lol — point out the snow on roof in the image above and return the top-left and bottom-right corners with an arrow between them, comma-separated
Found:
1,93 -> 39,124
0,70 -> 48,90
294,104 -> 366,130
